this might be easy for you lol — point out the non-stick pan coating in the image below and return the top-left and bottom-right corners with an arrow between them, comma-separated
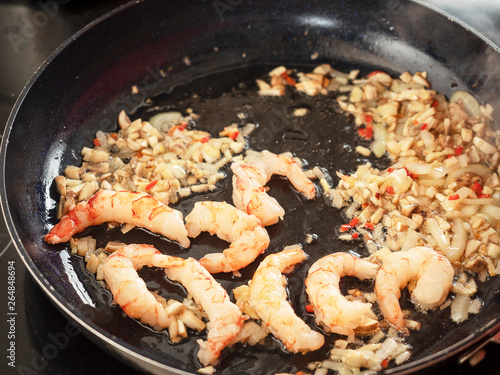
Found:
1,0 -> 499,374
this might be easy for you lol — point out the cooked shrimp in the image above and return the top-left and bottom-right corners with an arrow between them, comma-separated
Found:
248,245 -> 325,352
375,246 -> 454,333
103,243 -> 244,366
185,201 -> 270,273
244,150 -> 316,200
102,244 -> 172,330
305,253 -> 379,340
232,163 -> 285,226
162,253 -> 244,366
45,190 -> 190,248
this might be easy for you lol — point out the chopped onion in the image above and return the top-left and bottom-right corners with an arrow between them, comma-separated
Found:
450,294 -> 471,323
149,111 -> 183,131
446,218 -> 467,262
405,162 -> 432,175
479,204 -> 500,225
401,228 -> 420,251
426,217 -> 450,251
371,124 -> 388,158
450,91 -> 482,119
445,164 -> 492,183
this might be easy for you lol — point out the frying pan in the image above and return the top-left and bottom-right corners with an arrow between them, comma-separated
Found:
1,0 -> 499,374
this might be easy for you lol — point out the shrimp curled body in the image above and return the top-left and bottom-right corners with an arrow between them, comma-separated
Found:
102,244 -> 243,366
244,150 -> 316,200
163,255 -> 244,366
248,245 -> 325,353
305,253 -> 379,340
44,190 -> 190,248
375,246 -> 454,333
232,163 -> 285,227
102,244 -> 172,330
185,201 -> 270,273
232,150 -> 316,226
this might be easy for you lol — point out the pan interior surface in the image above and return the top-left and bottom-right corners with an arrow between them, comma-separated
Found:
1,0 -> 500,374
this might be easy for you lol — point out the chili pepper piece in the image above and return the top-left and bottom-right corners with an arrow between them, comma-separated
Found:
349,217 -> 359,227
340,224 -> 351,232
281,71 -> 296,86
145,180 -> 158,191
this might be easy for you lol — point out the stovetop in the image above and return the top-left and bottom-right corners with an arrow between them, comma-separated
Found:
0,1 -> 499,374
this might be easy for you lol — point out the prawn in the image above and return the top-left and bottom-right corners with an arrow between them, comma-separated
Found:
244,150 -> 316,200
248,245 -> 325,353
185,201 -> 270,273
231,150 -> 316,226
232,163 -> 285,226
45,190 -> 190,248
305,253 -> 379,340
102,243 -> 244,366
162,254 -> 244,366
102,244 -> 172,330
375,246 -> 454,334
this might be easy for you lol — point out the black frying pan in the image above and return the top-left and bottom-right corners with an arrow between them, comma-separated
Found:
1,0 -> 500,374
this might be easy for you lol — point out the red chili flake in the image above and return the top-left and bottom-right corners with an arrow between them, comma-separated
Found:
478,193 -> 491,199
340,224 -> 351,232
375,193 -> 381,199
365,223 -> 375,230
367,70 -> 386,78
365,114 -> 373,124
110,133 -> 118,140
200,136 -> 210,143
431,99 -> 439,108
446,155 -> 454,159
145,180 -> 158,191
364,124 -> 373,139
388,168 -> 394,173
420,123 -> 428,130
93,138 -> 100,147
230,131 -> 239,141
413,119 -> 419,125
358,125 -> 373,139
386,186 -> 395,195
352,232 -> 360,239
454,146 -> 463,156
448,194 -> 460,201
349,217 -> 360,227
362,203 -> 369,209
472,181 -> 482,194
403,167 -> 418,179
305,305 -> 314,313
281,71 -> 296,86
381,359 -> 389,368
168,123 -> 188,136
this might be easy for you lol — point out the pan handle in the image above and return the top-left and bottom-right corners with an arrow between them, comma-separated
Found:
458,326 -> 500,366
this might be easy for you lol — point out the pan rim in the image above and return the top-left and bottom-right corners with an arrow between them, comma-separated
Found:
411,0 -> 500,53
0,0 -> 499,374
